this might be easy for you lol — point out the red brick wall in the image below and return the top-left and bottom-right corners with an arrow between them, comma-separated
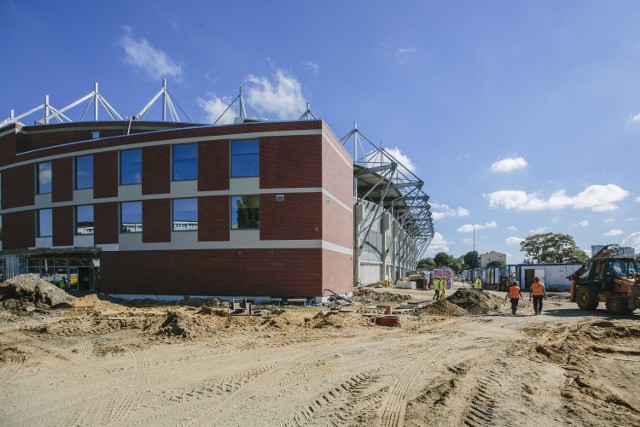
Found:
198,140 -> 229,191
0,127 -> 18,167
142,198 -> 170,242
260,192 -> 322,240
322,196 -> 353,249
1,164 -> 34,209
2,211 -> 35,249
142,146 -> 170,194
52,157 -> 73,202
53,206 -> 73,246
100,248 -> 323,297
259,135 -> 322,189
322,249 -> 353,295
322,130 -> 353,207
198,196 -> 229,241
94,151 -> 118,198
94,202 -> 119,244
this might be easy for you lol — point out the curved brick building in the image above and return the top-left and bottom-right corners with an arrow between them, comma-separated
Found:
0,119 -> 354,300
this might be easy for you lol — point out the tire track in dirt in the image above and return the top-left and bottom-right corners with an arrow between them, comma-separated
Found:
375,343 -> 449,427
282,370 -> 386,427
0,356 -> 23,385
461,369 -> 501,426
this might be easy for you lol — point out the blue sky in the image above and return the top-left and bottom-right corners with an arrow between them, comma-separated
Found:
1,0 -> 639,262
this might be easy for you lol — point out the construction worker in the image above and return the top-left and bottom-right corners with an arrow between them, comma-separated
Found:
433,276 -> 441,301
505,280 -> 522,315
529,276 -> 547,315
474,278 -> 482,291
440,276 -> 447,300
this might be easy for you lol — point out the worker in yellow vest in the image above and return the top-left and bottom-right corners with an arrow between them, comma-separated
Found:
505,281 -> 522,315
439,277 -> 447,300
474,278 -> 482,291
433,276 -> 441,301
529,277 -> 547,315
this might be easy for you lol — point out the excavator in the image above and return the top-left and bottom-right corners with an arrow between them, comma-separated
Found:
569,244 -> 640,315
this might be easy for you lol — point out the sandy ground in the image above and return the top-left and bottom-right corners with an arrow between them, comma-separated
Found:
1,281 -> 639,427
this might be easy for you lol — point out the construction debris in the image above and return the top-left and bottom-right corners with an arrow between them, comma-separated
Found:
0,274 -> 75,311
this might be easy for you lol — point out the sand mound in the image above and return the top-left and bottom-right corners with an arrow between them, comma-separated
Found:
0,274 -> 75,311
421,300 -> 468,316
156,311 -> 210,339
445,288 -> 503,314
361,291 -> 413,303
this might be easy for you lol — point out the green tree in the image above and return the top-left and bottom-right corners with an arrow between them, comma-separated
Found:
486,260 -> 506,268
463,251 -> 479,269
235,195 -> 259,229
433,252 -> 462,273
417,258 -> 436,269
520,233 -> 588,264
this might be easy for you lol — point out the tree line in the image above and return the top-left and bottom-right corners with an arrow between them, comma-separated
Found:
418,232 -> 589,273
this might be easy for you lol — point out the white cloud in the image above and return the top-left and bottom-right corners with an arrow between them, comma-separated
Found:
383,147 -> 417,174
197,95 -> 235,124
507,225 -> 518,231
529,227 -> 548,234
604,229 -> 624,236
636,196 -> 640,202
630,113 -> 640,123
490,156 -> 528,173
505,236 -> 524,246
245,69 -> 306,119
303,61 -> 319,73
579,220 -> 589,227
457,221 -> 497,233
604,218 -> 614,223
425,232 -> 450,254
395,47 -> 416,64
118,27 -> 182,81
486,184 -> 629,212
431,203 -> 469,220
622,231 -> 640,252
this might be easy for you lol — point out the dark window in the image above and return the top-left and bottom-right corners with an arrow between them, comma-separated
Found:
38,209 -> 52,237
37,162 -> 52,194
231,140 -> 259,177
172,198 -> 198,231
120,201 -> 142,233
75,155 -> 93,189
172,144 -> 198,181
120,149 -> 142,185
231,195 -> 259,229
75,205 -> 94,235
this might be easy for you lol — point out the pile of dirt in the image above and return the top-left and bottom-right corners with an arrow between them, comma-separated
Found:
106,296 -> 228,308
0,274 -> 75,311
445,288 -> 503,314
420,300 -> 468,317
156,311 -> 212,339
360,291 -> 413,303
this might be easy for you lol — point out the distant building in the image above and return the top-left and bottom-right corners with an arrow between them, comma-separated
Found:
479,251 -> 506,268
591,245 -> 635,257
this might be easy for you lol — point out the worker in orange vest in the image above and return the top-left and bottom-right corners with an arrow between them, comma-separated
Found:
504,280 -> 522,315
529,277 -> 547,315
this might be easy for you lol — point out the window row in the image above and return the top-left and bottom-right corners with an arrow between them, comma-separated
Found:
35,139 -> 259,194
35,195 -> 260,237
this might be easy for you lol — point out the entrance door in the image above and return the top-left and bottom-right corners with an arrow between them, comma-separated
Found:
524,269 -> 536,290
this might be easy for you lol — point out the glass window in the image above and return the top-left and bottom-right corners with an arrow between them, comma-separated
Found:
37,162 -> 52,194
121,201 -> 142,233
231,195 -> 259,229
231,140 -> 259,177
173,198 -> 198,231
76,205 -> 94,235
120,149 -> 142,185
172,144 -> 197,181
38,209 -> 52,237
75,155 -> 93,189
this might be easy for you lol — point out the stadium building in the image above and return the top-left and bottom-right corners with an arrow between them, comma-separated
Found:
0,82 -> 433,301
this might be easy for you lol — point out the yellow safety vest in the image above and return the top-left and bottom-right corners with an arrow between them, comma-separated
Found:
474,279 -> 481,289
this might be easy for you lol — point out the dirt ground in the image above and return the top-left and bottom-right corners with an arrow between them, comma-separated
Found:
1,277 -> 639,427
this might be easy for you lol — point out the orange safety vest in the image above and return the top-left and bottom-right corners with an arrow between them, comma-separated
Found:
531,282 -> 545,296
508,285 -> 521,300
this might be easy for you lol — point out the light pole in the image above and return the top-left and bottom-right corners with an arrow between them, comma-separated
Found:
472,224 -> 476,269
